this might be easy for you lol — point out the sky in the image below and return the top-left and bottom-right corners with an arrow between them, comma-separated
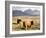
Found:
12,7 -> 40,12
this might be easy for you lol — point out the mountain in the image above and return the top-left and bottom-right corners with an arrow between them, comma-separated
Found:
12,9 -> 40,16
12,10 -> 29,16
24,9 -> 33,16
24,9 -> 40,16
33,10 -> 40,16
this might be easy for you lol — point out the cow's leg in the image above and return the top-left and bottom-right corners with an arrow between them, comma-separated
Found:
26,25 -> 27,30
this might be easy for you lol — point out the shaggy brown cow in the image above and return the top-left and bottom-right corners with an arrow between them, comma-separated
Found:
23,19 -> 33,30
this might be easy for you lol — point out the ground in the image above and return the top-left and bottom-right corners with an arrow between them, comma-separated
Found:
12,16 -> 40,31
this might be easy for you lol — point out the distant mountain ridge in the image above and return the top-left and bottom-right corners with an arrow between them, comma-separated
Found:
12,9 -> 40,16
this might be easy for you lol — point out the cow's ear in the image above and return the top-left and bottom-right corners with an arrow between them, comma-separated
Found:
23,21 -> 26,27
31,21 -> 33,25
17,19 -> 21,23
